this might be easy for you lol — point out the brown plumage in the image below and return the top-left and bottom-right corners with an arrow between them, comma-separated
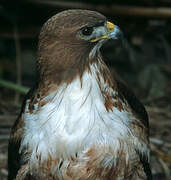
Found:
8,9 -> 152,180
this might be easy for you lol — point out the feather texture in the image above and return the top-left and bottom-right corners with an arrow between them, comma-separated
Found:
8,9 -> 152,180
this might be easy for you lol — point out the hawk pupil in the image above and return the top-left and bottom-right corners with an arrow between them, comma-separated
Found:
82,27 -> 93,36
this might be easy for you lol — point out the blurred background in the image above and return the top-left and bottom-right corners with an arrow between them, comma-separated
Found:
0,0 -> 171,179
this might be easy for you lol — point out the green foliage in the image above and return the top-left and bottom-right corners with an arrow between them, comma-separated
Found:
138,64 -> 167,101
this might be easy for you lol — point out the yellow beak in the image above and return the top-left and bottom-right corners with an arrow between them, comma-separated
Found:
91,21 -> 115,42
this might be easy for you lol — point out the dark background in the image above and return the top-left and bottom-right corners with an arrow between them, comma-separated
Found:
0,0 -> 171,179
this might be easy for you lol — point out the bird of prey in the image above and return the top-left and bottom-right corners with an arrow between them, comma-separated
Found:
8,9 -> 152,180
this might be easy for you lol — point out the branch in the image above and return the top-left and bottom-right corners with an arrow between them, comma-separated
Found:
0,79 -> 29,94
14,24 -> 22,103
28,0 -> 171,18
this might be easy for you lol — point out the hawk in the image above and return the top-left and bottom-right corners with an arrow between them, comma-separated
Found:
8,9 -> 152,180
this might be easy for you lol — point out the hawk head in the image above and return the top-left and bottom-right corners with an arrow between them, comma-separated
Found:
37,9 -> 123,84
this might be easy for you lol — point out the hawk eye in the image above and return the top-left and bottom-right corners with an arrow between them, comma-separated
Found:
81,27 -> 94,36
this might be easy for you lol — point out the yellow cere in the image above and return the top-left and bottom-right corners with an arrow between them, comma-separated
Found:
106,21 -> 115,32
91,21 -> 115,42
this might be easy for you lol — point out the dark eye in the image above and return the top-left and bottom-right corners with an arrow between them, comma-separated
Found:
81,27 -> 94,36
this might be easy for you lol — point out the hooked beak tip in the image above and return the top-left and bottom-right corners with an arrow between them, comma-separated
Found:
110,25 -> 124,41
